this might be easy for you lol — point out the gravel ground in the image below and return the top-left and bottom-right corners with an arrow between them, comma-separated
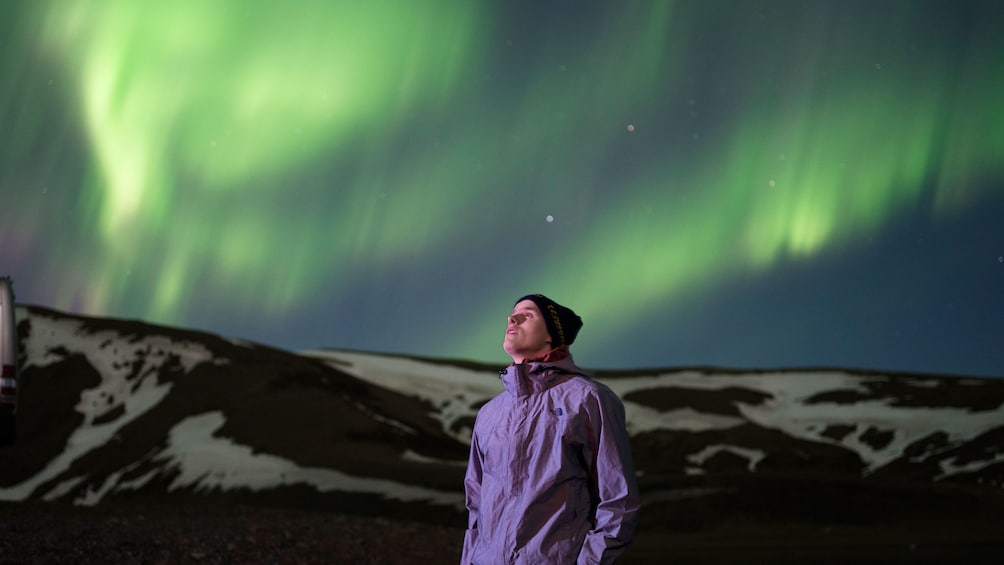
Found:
0,502 -> 464,564
3,501 -> 1004,564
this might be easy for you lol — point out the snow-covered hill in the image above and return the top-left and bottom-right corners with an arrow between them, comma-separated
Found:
2,305 -> 1002,528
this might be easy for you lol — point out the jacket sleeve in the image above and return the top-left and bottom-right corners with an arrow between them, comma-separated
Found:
461,424 -> 483,564
578,387 -> 640,565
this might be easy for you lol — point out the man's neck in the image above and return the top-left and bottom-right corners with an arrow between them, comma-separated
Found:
510,345 -> 570,365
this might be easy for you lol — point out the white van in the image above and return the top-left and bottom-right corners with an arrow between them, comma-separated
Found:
1,276 -> 17,445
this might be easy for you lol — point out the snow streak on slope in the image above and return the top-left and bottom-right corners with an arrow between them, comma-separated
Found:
308,351 -> 1004,481
304,349 -> 502,443
2,309 -> 467,508
62,412 -> 463,508
1,308 -> 219,501
609,371 -> 1004,475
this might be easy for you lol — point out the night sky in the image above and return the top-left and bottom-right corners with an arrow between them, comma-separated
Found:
2,1 -> 1002,377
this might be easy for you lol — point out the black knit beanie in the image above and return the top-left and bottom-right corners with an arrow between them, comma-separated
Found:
514,294 -> 583,347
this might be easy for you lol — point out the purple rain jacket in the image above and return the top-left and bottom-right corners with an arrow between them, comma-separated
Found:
462,355 -> 640,564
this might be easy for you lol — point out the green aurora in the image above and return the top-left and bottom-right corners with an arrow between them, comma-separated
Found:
1,1 -> 1002,375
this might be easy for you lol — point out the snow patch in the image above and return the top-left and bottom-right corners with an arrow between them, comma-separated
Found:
688,445 -> 766,472
140,412 -> 465,507
303,349 -> 501,443
0,310 -> 217,502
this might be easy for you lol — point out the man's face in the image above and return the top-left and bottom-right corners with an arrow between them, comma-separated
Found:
503,299 -> 552,361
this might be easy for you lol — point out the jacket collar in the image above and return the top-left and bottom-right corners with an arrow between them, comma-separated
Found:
498,353 -> 587,397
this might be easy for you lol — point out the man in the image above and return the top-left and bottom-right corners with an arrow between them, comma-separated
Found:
462,294 -> 640,564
